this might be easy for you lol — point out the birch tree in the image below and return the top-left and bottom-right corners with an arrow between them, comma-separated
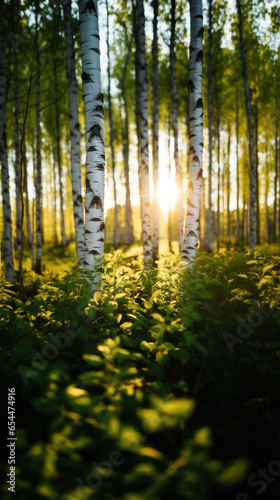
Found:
207,0 -> 214,252
106,0 -> 120,250
152,0 -> 159,261
181,0 -> 203,270
236,0 -> 255,249
35,0 -> 42,274
62,0 -> 84,266
79,0 -> 105,290
135,0 -> 153,267
170,0 -> 183,253
0,9 -> 14,284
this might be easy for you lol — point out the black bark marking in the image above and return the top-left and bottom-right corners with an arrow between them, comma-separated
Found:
196,50 -> 203,62
197,168 -> 203,179
90,47 -> 101,55
85,229 -> 92,234
81,0 -> 97,16
86,177 -> 93,193
187,231 -> 196,237
89,195 -> 103,210
190,45 -> 195,52
78,218 -> 84,225
87,145 -> 97,152
98,238 -> 104,242
195,98 -> 203,109
187,198 -> 195,207
193,155 -> 199,163
96,93 -> 104,103
96,163 -> 104,171
187,212 -> 194,216
97,222 -> 105,232
198,27 -> 204,38
188,181 -> 194,191
88,124 -> 103,143
188,80 -> 195,92
90,217 -> 102,221
195,14 -> 203,19
82,72 -> 93,83
94,105 -> 103,115
84,261 -> 90,266
190,133 -> 196,138
74,194 -> 83,206
190,146 -> 196,155
89,249 -> 99,255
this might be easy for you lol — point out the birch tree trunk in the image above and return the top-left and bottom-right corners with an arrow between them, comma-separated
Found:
0,12 -> 14,284
181,0 -> 203,270
135,0 -> 153,268
121,40 -> 134,247
79,0 -> 105,290
227,123 -> 231,239
170,0 -> 183,253
236,0 -> 255,249
13,36 -> 23,277
207,0 -> 214,253
235,84 -> 240,244
23,147 -> 32,247
52,144 -> 58,246
152,0 -> 159,261
106,0 -> 120,250
35,0 -> 42,274
265,143 -> 270,243
53,60 -> 66,248
273,128 -> 278,242
217,119 -> 221,250
63,0 -> 85,267
255,104 -> 260,244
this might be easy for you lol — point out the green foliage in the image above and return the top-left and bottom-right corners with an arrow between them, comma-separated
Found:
1,247 -> 280,499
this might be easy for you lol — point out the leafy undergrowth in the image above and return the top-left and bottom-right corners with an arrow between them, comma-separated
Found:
1,248 -> 280,500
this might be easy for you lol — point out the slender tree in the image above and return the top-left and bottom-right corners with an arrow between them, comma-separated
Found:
236,0 -> 255,249
135,0 -> 153,267
254,103 -> 260,244
182,0 -> 203,269
227,122 -> 231,239
170,0 -> 183,252
235,84 -> 240,243
35,0 -> 42,274
121,40 -> 134,246
152,0 -> 159,261
0,9 -> 14,284
207,0 -> 214,252
63,0 -> 85,266
79,0 -> 105,290
106,0 -> 120,250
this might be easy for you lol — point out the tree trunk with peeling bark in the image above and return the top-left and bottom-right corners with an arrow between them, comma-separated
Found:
135,0 -> 153,268
79,0 -> 105,290
152,0 -> 159,261
63,0 -> 85,266
236,0 -> 255,249
181,0 -> 203,270
170,0 -> 183,252
0,11 -> 14,284
106,0 -> 120,250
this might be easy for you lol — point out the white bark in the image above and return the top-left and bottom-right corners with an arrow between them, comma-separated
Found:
181,0 -> 203,270
35,0 -> 42,274
236,0 -> 255,249
136,0 -> 153,268
0,14 -> 14,284
106,0 -> 120,250
207,0 -> 214,252
152,0 -> 159,260
170,0 -> 183,253
79,0 -> 105,290
63,0 -> 85,266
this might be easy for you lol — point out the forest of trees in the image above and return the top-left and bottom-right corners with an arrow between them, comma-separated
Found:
0,0 -> 279,285
1,2 -> 280,499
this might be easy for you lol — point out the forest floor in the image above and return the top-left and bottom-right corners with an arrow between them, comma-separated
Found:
1,241 -> 280,500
